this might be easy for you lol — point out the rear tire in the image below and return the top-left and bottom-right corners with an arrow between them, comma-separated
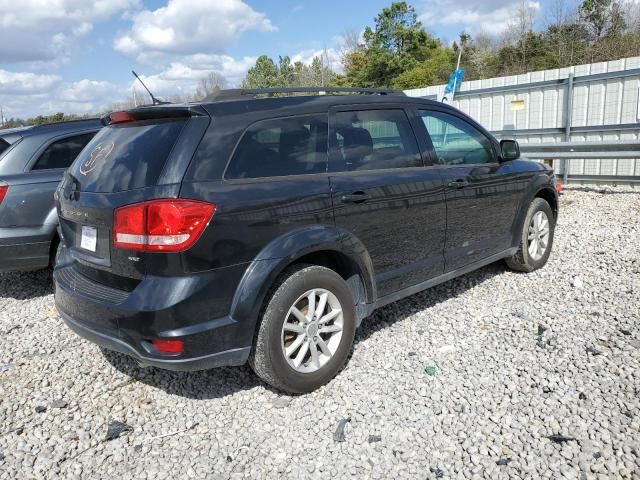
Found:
249,264 -> 356,393
506,198 -> 555,272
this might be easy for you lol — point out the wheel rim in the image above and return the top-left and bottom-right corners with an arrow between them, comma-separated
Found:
280,288 -> 344,374
527,210 -> 550,261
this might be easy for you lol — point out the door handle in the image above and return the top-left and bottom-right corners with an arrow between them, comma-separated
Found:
447,179 -> 469,189
340,192 -> 371,203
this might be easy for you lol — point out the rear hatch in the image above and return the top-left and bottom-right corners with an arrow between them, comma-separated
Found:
56,105 -> 210,286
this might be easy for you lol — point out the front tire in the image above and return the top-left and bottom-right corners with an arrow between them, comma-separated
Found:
249,264 -> 356,393
506,197 -> 555,272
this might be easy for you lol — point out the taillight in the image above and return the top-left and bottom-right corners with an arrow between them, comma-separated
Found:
0,184 -> 7,204
109,111 -> 136,125
113,199 -> 215,252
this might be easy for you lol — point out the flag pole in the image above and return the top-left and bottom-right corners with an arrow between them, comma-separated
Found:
450,45 -> 463,102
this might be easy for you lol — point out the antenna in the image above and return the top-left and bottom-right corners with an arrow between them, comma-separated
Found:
131,70 -> 169,105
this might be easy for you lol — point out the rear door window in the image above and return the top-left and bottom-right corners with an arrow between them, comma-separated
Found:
68,119 -> 186,192
225,114 -> 328,179
32,133 -> 96,170
333,109 -> 421,172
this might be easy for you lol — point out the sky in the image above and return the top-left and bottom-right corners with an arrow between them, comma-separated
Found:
0,0 -> 549,119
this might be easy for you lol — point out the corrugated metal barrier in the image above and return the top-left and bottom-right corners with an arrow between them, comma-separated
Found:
405,57 -> 640,184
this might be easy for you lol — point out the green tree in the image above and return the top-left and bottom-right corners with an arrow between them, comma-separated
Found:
362,1 -> 433,59
241,53 -> 338,89
342,1 -> 441,87
392,48 -> 456,89
242,55 -> 283,88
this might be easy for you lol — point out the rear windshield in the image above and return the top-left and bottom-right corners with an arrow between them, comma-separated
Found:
69,119 -> 186,193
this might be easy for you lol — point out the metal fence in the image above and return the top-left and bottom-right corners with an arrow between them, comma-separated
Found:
405,57 -> 640,185
519,141 -> 640,185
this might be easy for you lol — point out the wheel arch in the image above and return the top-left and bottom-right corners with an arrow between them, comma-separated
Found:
511,175 -> 558,247
534,186 -> 558,220
229,226 -> 376,335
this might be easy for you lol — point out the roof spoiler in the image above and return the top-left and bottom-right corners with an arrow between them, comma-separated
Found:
101,105 -> 208,126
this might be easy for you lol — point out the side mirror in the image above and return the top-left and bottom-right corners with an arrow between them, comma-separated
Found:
500,140 -> 520,162
500,139 -> 520,161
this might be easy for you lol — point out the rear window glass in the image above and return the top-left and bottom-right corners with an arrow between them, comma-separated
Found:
69,120 -> 186,192
32,133 -> 96,170
225,114 -> 328,179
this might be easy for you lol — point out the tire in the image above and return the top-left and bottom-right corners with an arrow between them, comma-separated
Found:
249,264 -> 357,393
506,197 -> 555,272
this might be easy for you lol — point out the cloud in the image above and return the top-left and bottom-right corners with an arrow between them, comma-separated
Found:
114,0 -> 276,62
0,0 -> 140,64
418,0 -> 541,35
0,71 -> 121,118
0,69 -> 61,94
60,80 -> 120,103
131,55 -> 258,98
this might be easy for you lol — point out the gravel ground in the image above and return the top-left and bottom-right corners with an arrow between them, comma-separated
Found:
0,186 -> 639,480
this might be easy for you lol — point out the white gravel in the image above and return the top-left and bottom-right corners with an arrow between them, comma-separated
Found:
1,186 -> 639,479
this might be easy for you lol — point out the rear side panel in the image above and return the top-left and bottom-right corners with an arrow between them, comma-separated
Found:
179,176 -> 334,270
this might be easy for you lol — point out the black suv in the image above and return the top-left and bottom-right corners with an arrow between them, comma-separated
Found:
0,120 -> 101,271
54,88 -> 557,393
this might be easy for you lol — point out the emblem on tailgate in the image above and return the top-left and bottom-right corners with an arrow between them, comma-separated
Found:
80,141 -> 114,176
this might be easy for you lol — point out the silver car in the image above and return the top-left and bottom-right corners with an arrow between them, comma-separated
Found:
0,120 -> 101,271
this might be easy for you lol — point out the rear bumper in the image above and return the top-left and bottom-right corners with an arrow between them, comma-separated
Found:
0,241 -> 51,271
0,226 -> 55,272
54,258 -> 254,371
60,310 -> 250,370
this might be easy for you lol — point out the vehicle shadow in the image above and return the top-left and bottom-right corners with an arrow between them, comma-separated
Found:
101,349 -> 264,399
0,269 -> 53,300
566,186 -> 640,196
355,261 -> 506,345
104,261 -> 507,399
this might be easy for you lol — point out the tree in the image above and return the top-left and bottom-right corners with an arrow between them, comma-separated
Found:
392,48 -> 456,88
341,1 -> 441,87
242,55 -> 283,88
193,72 -> 227,99
362,1 -> 432,58
241,53 -> 338,89
580,0 -> 625,41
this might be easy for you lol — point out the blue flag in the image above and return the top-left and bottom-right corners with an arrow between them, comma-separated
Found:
444,69 -> 464,94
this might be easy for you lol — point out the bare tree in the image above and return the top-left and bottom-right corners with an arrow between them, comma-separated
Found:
193,72 -> 227,100
467,32 -> 498,79
501,0 -> 540,73
338,28 -> 363,74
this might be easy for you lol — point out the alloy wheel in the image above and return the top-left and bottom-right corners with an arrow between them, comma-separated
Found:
280,288 -> 344,373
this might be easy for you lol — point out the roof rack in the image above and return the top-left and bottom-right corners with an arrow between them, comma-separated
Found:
205,87 -> 406,101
